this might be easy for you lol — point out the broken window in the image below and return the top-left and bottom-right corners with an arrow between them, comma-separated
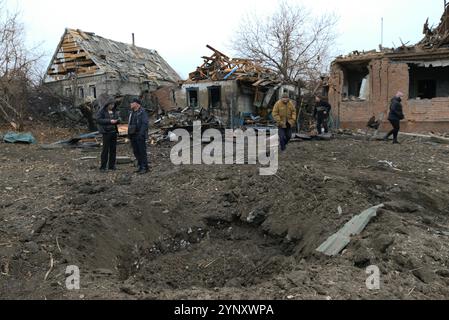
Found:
409,64 -> 449,99
340,62 -> 370,101
208,86 -> 222,109
89,85 -> 97,98
78,87 -> 85,99
186,88 -> 199,108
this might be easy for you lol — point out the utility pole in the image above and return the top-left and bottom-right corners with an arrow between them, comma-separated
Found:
380,17 -> 384,51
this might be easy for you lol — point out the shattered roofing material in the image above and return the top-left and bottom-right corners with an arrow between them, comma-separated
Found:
419,4 -> 449,49
186,45 -> 281,86
45,29 -> 181,84
334,5 -> 449,63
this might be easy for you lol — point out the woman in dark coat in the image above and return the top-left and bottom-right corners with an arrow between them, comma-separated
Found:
96,97 -> 121,171
384,91 -> 405,144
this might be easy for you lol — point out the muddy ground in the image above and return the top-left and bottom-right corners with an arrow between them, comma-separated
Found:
1,127 -> 449,300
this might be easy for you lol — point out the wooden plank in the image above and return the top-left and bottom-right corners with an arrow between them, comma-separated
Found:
206,45 -> 230,59
252,79 -> 266,87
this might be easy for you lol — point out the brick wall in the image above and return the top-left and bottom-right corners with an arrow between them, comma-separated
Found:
329,57 -> 449,133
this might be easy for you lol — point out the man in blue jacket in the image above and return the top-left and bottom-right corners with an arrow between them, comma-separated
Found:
128,98 -> 149,174
384,91 -> 405,144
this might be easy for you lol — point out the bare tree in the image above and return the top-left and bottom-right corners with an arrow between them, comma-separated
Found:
0,0 -> 42,130
232,1 -> 338,86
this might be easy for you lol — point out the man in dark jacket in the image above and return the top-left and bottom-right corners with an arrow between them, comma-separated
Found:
314,96 -> 332,134
96,96 -> 120,171
384,91 -> 405,144
128,98 -> 149,174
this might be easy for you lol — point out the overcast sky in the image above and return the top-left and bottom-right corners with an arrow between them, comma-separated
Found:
4,0 -> 446,78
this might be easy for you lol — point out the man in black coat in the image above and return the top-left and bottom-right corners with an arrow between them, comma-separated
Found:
384,91 -> 405,144
314,96 -> 332,134
96,96 -> 120,171
128,98 -> 149,174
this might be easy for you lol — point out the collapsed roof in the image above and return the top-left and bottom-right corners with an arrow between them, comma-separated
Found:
45,28 -> 181,84
186,45 -> 281,87
334,5 -> 449,62
419,3 -> 449,49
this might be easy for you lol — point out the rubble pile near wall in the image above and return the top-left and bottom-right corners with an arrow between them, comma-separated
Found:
154,107 -> 224,130
187,45 -> 280,86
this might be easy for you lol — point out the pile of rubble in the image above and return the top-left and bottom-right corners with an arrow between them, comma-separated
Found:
147,106 -> 226,145
154,106 -> 224,129
419,3 -> 449,49
188,45 -> 279,84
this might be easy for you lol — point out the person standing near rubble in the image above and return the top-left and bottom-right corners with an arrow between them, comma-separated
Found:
384,91 -> 405,144
96,97 -> 120,172
314,96 -> 332,134
272,92 -> 297,151
128,98 -> 149,174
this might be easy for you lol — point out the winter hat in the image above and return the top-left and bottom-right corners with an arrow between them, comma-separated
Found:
103,96 -> 115,109
131,98 -> 142,105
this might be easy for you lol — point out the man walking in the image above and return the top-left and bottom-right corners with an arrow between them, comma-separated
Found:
272,92 -> 297,152
128,98 -> 149,174
384,91 -> 405,144
314,96 -> 332,134
96,96 -> 120,172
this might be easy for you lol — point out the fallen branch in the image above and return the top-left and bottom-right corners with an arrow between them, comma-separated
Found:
274,174 -> 286,182
202,258 -> 221,269
73,156 -> 97,161
44,253 -> 54,281
14,197 -> 28,202
56,237 -> 62,253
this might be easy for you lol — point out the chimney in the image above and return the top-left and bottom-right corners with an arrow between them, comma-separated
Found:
132,33 -> 135,46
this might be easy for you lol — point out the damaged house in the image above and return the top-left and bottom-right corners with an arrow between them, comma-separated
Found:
44,28 -> 181,110
328,4 -> 449,132
176,45 -> 296,129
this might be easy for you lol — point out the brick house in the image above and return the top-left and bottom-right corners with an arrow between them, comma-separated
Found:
328,5 -> 449,133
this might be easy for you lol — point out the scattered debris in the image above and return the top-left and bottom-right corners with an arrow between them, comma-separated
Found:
378,160 -> 402,172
